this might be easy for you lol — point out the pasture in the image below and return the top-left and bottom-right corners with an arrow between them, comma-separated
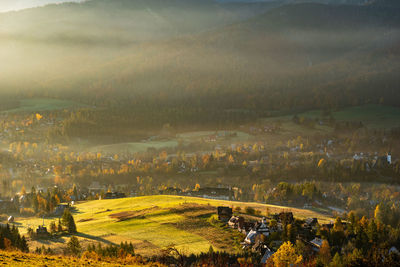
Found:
300,104 -> 400,129
87,130 -> 251,154
14,195 -> 333,256
262,104 -> 400,138
1,98 -> 88,113
88,140 -> 179,154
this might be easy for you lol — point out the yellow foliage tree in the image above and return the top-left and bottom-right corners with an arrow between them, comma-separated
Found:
20,186 -> 26,195
319,240 -> 332,265
194,183 -> 201,191
36,113 -> 43,121
318,158 -> 326,168
273,241 -> 303,267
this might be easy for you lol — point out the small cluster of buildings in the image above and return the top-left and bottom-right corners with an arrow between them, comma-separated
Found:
217,207 -> 326,264
88,181 -> 127,199
203,131 -> 238,142
245,125 -> 280,135
159,186 -> 235,201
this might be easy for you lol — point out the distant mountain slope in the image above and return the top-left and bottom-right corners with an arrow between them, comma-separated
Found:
0,0 -> 82,13
370,0 -> 400,8
51,3 -> 398,100
0,0 -> 276,44
0,1 -> 399,115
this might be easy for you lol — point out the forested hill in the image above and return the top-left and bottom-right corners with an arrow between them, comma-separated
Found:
370,0 -> 400,8
37,3 -> 399,108
0,0 -> 399,128
0,0 -> 277,44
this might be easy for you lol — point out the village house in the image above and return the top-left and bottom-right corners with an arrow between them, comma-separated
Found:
36,225 -> 49,238
261,248 -> 275,264
310,237 -> 323,252
88,181 -> 106,195
104,192 -> 126,199
304,218 -> 319,230
244,217 -> 270,245
272,211 -> 294,225
217,206 -> 233,222
53,203 -> 70,216
244,229 -> 258,245
228,216 -> 245,229
192,187 -> 233,200
7,216 -> 14,223
255,217 -> 270,237
389,246 -> 400,255
159,187 -> 183,195
238,221 -> 255,234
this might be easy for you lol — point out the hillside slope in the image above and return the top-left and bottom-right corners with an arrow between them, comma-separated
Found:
0,0 -> 276,44
15,195 -> 332,256
0,250 -> 147,266
43,2 -> 399,110
0,1 -> 399,125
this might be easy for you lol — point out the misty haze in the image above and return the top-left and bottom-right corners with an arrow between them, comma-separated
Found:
0,0 -> 399,266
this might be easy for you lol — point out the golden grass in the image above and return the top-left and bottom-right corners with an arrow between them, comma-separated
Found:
0,250 -> 152,266
13,195 -> 333,256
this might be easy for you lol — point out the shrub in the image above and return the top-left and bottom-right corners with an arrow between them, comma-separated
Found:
245,206 -> 255,215
49,221 -> 57,234
67,236 -> 81,256
19,208 -> 35,216
62,209 -> 77,233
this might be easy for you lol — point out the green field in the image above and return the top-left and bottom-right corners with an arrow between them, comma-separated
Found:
177,131 -> 251,141
14,195 -> 333,256
88,131 -> 251,154
88,140 -> 179,154
301,104 -> 400,129
262,104 -> 400,138
1,98 -> 89,113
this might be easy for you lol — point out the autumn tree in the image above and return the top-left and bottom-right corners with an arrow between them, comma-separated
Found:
273,241 -> 302,267
331,217 -> 345,247
62,209 -> 77,233
318,240 -> 332,266
49,221 -> 57,234
57,218 -> 63,232
374,204 -> 387,225
330,252 -> 343,267
67,236 -> 81,256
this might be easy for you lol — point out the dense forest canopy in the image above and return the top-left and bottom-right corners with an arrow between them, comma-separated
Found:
0,0 -> 398,121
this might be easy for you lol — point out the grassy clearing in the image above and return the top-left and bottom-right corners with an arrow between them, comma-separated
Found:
87,130 -> 251,154
177,130 -> 251,143
331,105 -> 400,128
1,98 -> 89,113
262,104 -> 400,138
287,104 -> 399,128
13,195 -> 333,256
88,140 -> 179,154
262,113 -> 332,138
300,104 -> 400,127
